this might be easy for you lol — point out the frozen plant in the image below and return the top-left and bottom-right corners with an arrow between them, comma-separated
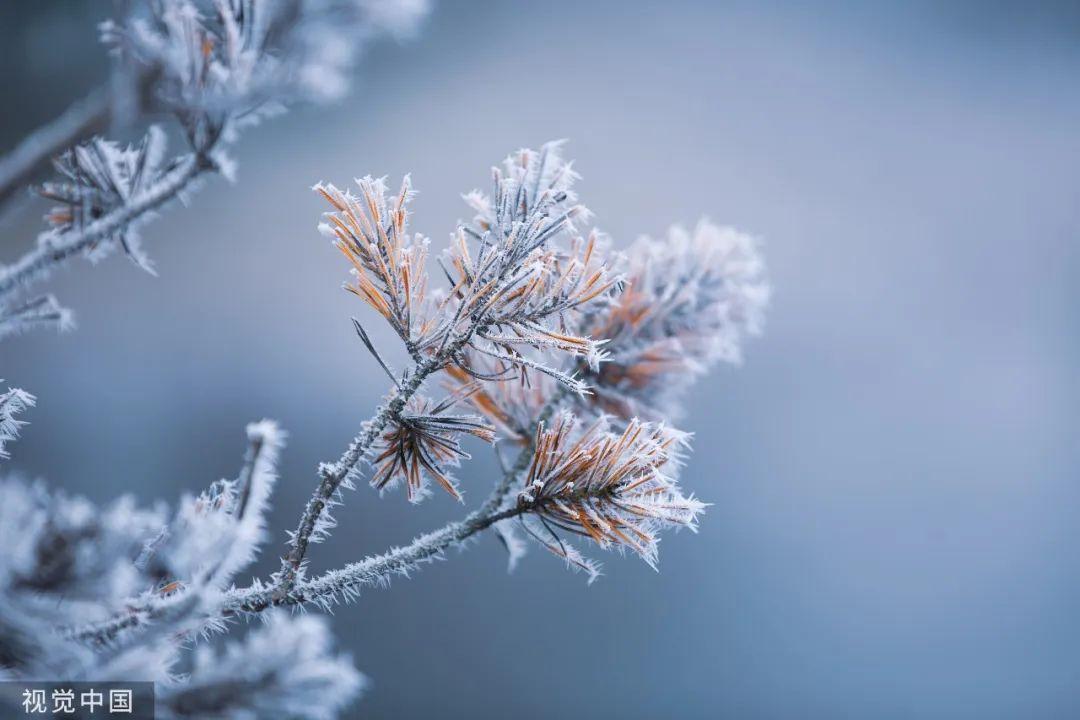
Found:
0,1 -> 425,716
0,0 -> 430,338
0,423 -> 362,720
0,140 -> 768,718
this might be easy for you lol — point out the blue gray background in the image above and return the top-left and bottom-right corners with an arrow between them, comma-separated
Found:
2,1 -> 1079,717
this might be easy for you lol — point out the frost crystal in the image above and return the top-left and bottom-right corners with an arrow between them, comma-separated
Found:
0,132 -> 769,716
103,0 -> 430,120
0,295 -> 74,342
0,386 -> 35,461
316,176 -> 434,349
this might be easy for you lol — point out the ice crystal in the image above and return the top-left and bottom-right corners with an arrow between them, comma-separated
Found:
0,131 -> 769,717
103,0 -> 430,124
0,424 -> 365,719
0,386 -> 35,461
316,176 -> 435,349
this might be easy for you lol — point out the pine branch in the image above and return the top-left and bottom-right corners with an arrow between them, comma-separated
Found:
0,87 -> 111,210
244,395 -> 560,614
66,438 -> 531,644
274,336 -> 477,596
232,504 -> 525,614
0,151 -> 210,301
68,395 -> 559,645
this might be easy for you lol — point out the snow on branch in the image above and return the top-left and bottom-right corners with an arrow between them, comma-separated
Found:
138,420 -> 284,593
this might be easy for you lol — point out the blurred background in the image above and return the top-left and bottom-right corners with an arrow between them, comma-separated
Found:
2,1 -> 1079,717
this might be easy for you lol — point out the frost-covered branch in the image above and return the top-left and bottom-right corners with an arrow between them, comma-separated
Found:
3,136 -> 768,719
0,0 -> 431,341
275,145 -> 621,594
0,150 -> 210,300
233,501 -> 525,614
235,396 -> 556,614
0,88 -> 111,209
0,294 -> 74,341
0,421 -> 366,720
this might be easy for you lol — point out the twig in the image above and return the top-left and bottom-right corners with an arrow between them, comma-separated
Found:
250,394 -> 561,613
66,383 -> 565,643
67,434 -> 540,644
231,504 -> 525,614
274,343 -> 466,596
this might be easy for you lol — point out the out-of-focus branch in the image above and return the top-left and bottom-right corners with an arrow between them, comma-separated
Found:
0,87 -> 111,209
0,151 -> 210,300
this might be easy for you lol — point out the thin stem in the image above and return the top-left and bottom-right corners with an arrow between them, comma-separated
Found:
233,429 -> 267,521
252,394 -> 562,613
275,286 -> 517,594
231,504 -> 526,614
275,348 -> 455,596
477,395 -> 562,515
0,87 -> 111,209
0,153 -> 209,301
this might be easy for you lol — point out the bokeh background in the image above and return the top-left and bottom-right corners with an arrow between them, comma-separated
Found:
3,1 -> 1079,717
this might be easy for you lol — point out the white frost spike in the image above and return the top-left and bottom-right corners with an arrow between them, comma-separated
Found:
0,385 -> 35,460
517,515 -> 602,584
429,142 -> 619,378
216,419 -> 286,586
0,295 -> 74,342
492,519 -> 527,573
157,611 -> 365,720
518,413 -> 702,572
